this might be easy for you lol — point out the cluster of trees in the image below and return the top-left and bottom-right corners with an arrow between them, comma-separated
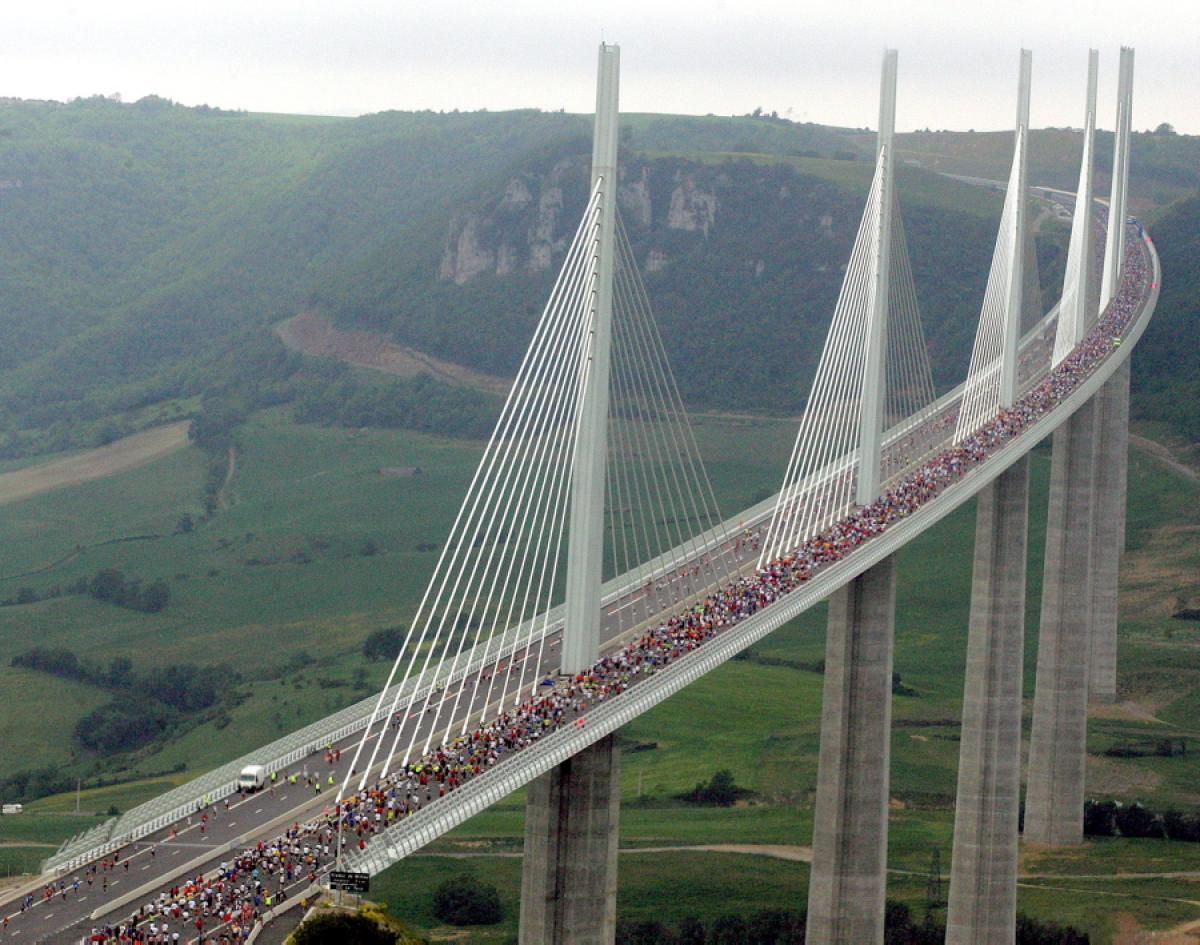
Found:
293,371 -> 496,439
614,904 -> 1088,944
0,766 -> 77,805
432,874 -> 502,926
11,647 -> 237,753
677,769 -> 746,807
292,910 -> 423,945
0,568 -> 168,612
1,584 -> 69,608
362,626 -> 407,662
1084,798 -> 1200,842
320,151 -> 1019,412
87,568 -> 170,613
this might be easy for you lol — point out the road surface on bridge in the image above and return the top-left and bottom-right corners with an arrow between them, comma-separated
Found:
2,222 -> 1148,945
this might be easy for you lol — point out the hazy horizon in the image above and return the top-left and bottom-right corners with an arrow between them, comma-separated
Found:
0,1 -> 1196,136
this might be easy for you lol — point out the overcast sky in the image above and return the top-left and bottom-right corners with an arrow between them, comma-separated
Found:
1,0 -> 1196,134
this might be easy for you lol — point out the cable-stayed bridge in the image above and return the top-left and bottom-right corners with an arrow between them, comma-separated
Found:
9,43 -> 1156,945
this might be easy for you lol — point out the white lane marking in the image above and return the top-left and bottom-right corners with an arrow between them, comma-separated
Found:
141,865 -> 150,871
227,821 -> 237,827
607,592 -> 648,614
254,808 -> 263,814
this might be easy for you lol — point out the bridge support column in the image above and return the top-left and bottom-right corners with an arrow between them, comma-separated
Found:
520,734 -> 620,945
1089,360 -> 1130,703
1025,401 -> 1097,845
946,458 -> 1029,943
806,556 -> 896,945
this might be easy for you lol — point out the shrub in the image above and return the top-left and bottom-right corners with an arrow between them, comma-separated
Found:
292,911 -> 397,945
678,769 -> 743,807
432,873 -> 502,926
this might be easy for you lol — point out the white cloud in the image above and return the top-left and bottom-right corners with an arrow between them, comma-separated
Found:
0,0 -> 1194,132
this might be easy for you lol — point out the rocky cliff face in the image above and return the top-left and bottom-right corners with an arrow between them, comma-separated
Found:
437,157 -> 725,284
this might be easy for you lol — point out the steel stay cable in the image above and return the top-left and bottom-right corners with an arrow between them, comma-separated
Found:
613,223 -> 729,593
365,189 -> 603,784
610,257 -> 697,597
608,300 -> 653,599
459,255 -> 602,733
957,178 -> 1016,441
403,224 -> 603,768
763,210 -> 864,563
608,282 -> 677,597
343,183 -> 604,796
616,220 -> 732,590
809,182 -> 879,542
380,211 -> 599,774
483,259 -> 602,715
775,163 -> 882,557
491,186 -> 608,714
442,278 -> 599,745
484,277 -> 597,725
523,321 -> 596,701
434,227 -> 608,739
793,175 -> 880,550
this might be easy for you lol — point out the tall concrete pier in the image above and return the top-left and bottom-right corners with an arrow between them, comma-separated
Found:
520,735 -> 622,945
521,43 -> 623,945
806,556 -> 897,945
945,459 -> 1030,942
1089,360 -> 1130,703
1025,402 -> 1098,845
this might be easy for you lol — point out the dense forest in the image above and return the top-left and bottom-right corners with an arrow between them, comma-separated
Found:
0,97 -> 1195,456
1132,192 -> 1200,440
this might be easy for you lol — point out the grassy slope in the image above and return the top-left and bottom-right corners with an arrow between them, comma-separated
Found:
0,413 -> 1196,942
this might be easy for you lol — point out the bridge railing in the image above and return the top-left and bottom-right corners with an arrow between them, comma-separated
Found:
343,232 -> 1158,876
40,221 -> 1128,878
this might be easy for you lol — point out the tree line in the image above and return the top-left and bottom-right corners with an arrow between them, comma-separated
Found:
1084,798 -> 1200,843
10,647 -> 239,753
1,567 -> 169,613
613,904 -> 1088,944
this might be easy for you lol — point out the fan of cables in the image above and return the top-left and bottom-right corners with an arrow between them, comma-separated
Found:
345,189 -> 733,790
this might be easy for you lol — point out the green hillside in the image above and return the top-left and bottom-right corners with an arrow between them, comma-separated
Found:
0,100 -> 1195,453
0,101 -> 1196,945
1133,191 -> 1200,445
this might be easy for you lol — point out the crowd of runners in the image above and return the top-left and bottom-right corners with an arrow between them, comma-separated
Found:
69,236 -> 1153,944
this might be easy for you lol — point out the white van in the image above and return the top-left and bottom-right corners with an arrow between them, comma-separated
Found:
238,765 -> 268,792
1,803 -> 23,815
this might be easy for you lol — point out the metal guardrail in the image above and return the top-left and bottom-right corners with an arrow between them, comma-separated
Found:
40,490 -> 747,876
343,233 -> 1159,875
42,221 -> 1149,878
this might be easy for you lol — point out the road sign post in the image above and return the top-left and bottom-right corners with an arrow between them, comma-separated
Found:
329,870 -> 370,894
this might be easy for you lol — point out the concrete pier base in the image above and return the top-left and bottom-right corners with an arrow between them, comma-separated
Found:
806,556 -> 897,945
1089,360 -> 1130,703
520,734 -> 620,945
1026,401 -> 1097,846
946,458 -> 1030,943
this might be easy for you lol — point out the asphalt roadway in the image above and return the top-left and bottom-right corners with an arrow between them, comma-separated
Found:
1,289 -> 1073,944
0,530 -> 765,945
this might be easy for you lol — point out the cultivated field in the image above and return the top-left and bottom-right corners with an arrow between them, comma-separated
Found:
0,413 -> 1197,942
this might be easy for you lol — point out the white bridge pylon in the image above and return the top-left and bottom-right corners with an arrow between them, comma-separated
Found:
1052,49 -> 1100,367
759,49 -> 935,567
342,43 -> 730,799
954,50 -> 1033,442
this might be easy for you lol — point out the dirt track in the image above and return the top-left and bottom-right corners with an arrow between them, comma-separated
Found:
276,311 -> 511,396
0,422 -> 191,506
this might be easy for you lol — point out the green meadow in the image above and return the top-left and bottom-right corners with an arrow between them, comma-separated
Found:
0,412 -> 1197,942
